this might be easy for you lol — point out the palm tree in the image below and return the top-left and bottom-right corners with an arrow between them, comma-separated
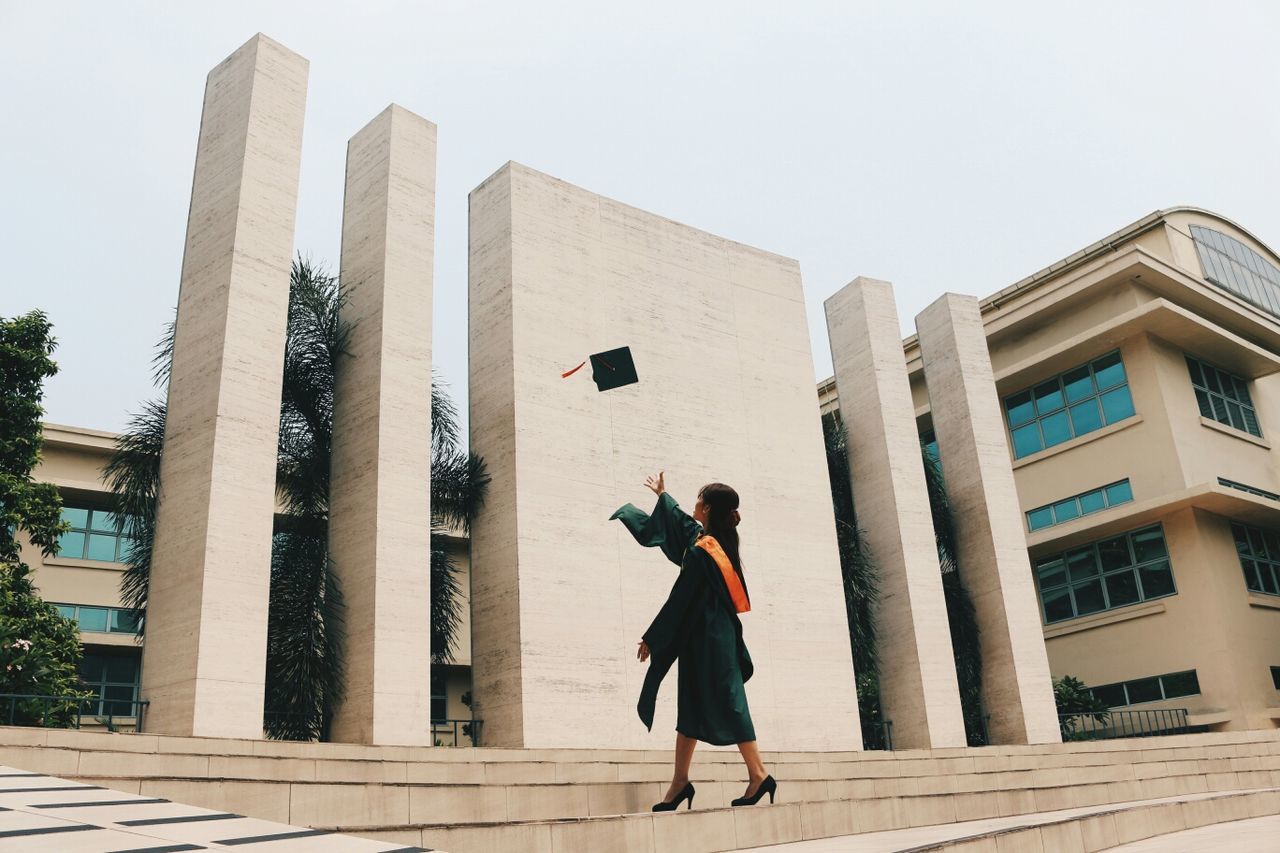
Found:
104,258 -> 489,740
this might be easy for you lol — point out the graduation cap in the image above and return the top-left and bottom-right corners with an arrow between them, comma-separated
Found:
561,346 -> 639,391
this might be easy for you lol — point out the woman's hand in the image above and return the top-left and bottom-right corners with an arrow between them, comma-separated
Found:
645,471 -> 666,496
637,640 -> 650,662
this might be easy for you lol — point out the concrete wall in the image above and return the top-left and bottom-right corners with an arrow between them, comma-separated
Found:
468,162 -> 859,750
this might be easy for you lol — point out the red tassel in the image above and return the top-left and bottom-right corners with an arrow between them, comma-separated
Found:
561,360 -> 586,378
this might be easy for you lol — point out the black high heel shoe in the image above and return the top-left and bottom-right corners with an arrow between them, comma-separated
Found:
652,781 -> 695,812
731,774 -> 777,806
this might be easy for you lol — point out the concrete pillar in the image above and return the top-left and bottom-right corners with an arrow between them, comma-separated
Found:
824,278 -> 967,749
328,105 -> 437,745
141,34 -> 308,738
468,163 -> 860,750
915,292 -> 1061,744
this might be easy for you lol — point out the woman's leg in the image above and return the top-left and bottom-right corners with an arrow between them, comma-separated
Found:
736,739 -> 768,796
662,732 -> 698,802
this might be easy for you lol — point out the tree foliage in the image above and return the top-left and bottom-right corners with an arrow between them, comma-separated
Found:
1054,675 -> 1110,741
104,259 -> 489,740
0,311 -> 86,724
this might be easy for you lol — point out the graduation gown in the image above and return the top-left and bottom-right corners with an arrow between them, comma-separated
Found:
610,492 -> 756,746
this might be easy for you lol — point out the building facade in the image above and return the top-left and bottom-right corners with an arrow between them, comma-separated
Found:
821,207 -> 1280,732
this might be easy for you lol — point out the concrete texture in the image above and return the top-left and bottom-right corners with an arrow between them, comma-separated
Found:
915,293 -> 1060,745
141,33 -> 308,738
824,278 -> 967,749
328,105 -> 438,745
467,162 -> 859,750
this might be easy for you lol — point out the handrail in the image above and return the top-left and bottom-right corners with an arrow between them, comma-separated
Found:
1059,707 -> 1189,740
0,693 -> 149,732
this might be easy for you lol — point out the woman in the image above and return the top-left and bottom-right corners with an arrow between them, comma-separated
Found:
611,471 -> 777,812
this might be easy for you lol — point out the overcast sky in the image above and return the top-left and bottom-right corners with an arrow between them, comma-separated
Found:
3,1 -> 1278,438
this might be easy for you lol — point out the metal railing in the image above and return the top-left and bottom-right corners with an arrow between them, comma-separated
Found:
432,718 -> 482,747
861,719 -> 893,751
0,694 -> 148,733
1059,708 -> 1189,741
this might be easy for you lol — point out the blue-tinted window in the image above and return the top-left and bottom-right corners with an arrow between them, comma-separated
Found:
50,603 -> 141,635
1033,524 -> 1175,623
1090,670 -> 1201,708
1024,480 -> 1134,533
1187,356 -> 1262,438
1232,521 -> 1280,596
1190,225 -> 1280,321
1003,352 -> 1136,459
55,506 -> 134,563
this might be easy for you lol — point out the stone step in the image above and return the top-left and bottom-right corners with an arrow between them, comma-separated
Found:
323,786 -> 1280,853
738,788 -> 1280,853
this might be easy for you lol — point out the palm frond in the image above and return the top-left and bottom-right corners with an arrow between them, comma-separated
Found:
430,526 -> 464,664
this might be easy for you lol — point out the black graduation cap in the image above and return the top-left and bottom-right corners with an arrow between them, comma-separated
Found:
561,346 -> 639,391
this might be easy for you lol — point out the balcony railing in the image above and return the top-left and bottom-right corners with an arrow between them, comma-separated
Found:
432,718 -> 482,747
1059,708 -> 1189,741
0,693 -> 148,732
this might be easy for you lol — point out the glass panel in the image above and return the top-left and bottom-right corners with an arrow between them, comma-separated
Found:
1232,522 -> 1251,553
1040,410 -> 1072,447
78,655 -> 107,682
1052,499 -> 1080,524
60,507 -> 89,529
1104,481 -> 1134,505
1027,507 -> 1055,532
1194,389 -> 1213,418
1092,352 -> 1127,389
1072,579 -> 1106,615
1067,548 -> 1100,581
1126,676 -> 1163,704
1138,561 -> 1176,598
104,655 -> 139,683
1099,386 -> 1135,423
78,607 -> 109,632
56,531 -> 86,558
88,511 -> 117,532
1097,537 -> 1131,572
86,534 -> 118,562
1037,557 -> 1067,588
1105,571 -> 1141,608
1272,667 -> 1280,691
1241,559 -> 1262,592
1202,365 -> 1223,395
55,604 -> 76,620
1227,401 -> 1246,431
1011,423 -> 1043,458
1033,380 -> 1065,414
1078,490 -> 1106,515
110,610 -> 140,634
1161,671 -> 1200,698
1235,376 -> 1255,406
1005,391 -> 1035,427
1093,684 -> 1127,708
1062,366 -> 1095,402
1131,527 -> 1167,563
1042,586 -> 1073,622
1262,530 -> 1279,560
1068,397 -> 1103,437
1243,407 -> 1262,437
1263,565 -> 1280,595
1210,395 -> 1230,423
1186,357 -> 1205,387
1249,527 -> 1267,555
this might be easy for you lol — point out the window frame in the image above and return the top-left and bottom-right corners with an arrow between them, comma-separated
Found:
1186,355 -> 1262,438
1033,523 -> 1177,624
78,651 -> 142,718
1026,479 -> 1134,532
1003,350 -> 1136,460
1088,670 -> 1201,709
1230,521 -> 1280,597
51,602 -> 140,635
55,505 -> 135,563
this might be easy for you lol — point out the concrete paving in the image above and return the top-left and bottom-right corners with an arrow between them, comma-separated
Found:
1109,813 -> 1280,851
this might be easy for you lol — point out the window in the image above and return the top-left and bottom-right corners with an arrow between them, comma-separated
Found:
1026,480 -> 1134,532
1089,670 -> 1200,708
1187,357 -> 1261,437
52,603 -> 140,635
79,651 -> 141,717
55,506 -> 135,563
1033,524 -> 1175,623
1230,521 -> 1280,596
1189,225 -> 1280,320
431,671 -> 447,722
1003,352 -> 1135,459
1271,666 -> 1280,691
1218,478 -> 1280,502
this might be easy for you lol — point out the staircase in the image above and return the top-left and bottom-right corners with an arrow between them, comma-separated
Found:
0,726 -> 1277,851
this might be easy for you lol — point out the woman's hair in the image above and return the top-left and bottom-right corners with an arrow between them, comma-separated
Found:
699,482 -> 744,585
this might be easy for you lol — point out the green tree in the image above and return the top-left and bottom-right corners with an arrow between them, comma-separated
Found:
104,260 -> 489,740
0,311 -> 86,726
1054,675 -> 1109,741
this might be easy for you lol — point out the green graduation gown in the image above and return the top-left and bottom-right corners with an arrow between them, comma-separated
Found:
610,492 -> 756,746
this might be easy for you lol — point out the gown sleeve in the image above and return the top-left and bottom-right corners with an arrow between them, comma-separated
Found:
609,491 -> 702,566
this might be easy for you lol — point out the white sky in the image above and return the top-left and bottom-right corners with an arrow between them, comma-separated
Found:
2,1 -> 1278,438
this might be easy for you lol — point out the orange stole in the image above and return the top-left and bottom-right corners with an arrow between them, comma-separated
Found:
695,536 -> 750,614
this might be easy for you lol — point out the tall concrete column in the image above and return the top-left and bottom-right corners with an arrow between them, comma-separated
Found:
328,105 -> 437,745
915,293 -> 1060,745
825,278 -> 967,749
141,34 -> 308,738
